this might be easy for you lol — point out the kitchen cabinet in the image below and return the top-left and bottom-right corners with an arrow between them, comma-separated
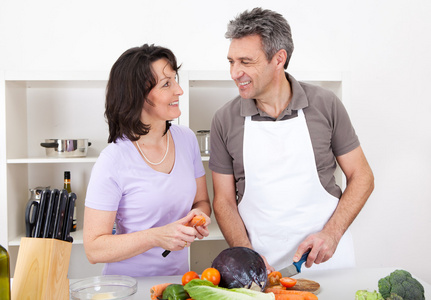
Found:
0,70 -> 345,278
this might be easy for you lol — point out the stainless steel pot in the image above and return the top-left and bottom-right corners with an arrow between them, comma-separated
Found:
40,139 -> 91,158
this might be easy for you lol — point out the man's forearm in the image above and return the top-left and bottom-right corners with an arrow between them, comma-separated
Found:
322,161 -> 374,242
213,197 -> 251,248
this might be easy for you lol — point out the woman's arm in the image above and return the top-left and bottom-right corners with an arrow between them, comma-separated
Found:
189,175 -> 212,239
83,207 -> 199,264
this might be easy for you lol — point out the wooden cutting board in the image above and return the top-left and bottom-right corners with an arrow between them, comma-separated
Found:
286,278 -> 320,294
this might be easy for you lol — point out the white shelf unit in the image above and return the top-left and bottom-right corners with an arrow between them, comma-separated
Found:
0,69 -> 345,277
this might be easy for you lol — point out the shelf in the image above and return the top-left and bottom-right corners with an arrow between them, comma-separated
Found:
7,157 -> 99,164
7,156 -> 209,163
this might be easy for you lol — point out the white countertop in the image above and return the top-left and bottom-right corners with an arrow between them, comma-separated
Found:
69,267 -> 431,299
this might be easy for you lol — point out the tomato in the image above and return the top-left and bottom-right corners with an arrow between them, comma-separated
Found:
280,277 -> 297,288
201,267 -> 221,285
268,271 -> 282,286
182,271 -> 199,285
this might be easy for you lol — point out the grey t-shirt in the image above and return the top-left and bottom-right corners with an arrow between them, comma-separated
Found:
209,73 -> 360,204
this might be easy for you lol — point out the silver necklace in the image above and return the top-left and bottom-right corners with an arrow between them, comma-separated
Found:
135,132 -> 169,166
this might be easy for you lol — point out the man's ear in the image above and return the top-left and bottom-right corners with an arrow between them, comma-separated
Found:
274,49 -> 288,70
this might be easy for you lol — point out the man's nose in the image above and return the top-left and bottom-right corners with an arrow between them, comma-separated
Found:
230,63 -> 244,80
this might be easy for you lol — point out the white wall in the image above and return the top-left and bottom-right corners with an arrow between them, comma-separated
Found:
1,0 -> 430,284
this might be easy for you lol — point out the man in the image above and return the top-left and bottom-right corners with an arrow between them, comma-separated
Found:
209,7 -> 374,273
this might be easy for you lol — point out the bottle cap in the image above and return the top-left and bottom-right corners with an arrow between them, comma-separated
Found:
64,171 -> 71,179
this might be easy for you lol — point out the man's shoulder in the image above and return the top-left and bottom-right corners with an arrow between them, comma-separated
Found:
214,95 -> 242,120
299,81 -> 338,100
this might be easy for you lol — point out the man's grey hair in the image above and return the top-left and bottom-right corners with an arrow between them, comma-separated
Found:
225,7 -> 294,69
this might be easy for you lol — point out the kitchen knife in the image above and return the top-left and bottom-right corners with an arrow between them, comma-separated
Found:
52,189 -> 68,240
24,198 -> 39,237
43,189 -> 59,238
279,251 -> 310,277
42,189 -> 58,238
62,192 -> 76,243
33,189 -> 50,238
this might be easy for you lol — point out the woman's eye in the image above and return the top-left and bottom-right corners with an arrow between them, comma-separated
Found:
163,81 -> 170,87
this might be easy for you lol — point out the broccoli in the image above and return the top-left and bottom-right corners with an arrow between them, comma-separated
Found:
355,290 -> 384,299
387,293 -> 403,300
378,269 -> 425,300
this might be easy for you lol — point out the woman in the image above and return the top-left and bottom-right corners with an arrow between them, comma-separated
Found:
83,44 -> 211,277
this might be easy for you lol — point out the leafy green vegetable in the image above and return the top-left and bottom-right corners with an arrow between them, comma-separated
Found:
355,289 -> 384,299
378,269 -> 425,300
162,284 -> 189,300
184,279 -> 275,300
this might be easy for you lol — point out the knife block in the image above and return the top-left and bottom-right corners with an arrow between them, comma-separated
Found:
12,237 -> 72,300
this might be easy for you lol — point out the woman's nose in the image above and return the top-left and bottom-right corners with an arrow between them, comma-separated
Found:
175,81 -> 184,95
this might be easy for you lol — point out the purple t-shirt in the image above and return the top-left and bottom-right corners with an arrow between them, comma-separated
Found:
85,125 -> 205,277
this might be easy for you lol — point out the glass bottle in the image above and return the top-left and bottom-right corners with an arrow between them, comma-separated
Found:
64,171 -> 77,232
0,244 -> 11,300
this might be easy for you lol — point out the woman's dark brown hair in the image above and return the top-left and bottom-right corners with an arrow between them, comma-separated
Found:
105,44 -> 180,143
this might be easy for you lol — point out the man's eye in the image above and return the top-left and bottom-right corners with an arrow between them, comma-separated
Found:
242,61 -> 249,65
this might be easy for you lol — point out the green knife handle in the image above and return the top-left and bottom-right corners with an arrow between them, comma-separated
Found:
293,250 -> 310,273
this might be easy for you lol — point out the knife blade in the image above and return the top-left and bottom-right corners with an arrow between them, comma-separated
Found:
42,189 -> 59,238
279,251 -> 310,277
62,192 -> 76,243
52,189 -> 68,240
33,189 -> 50,238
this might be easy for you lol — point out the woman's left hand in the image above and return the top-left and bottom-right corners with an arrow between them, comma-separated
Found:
186,209 -> 211,240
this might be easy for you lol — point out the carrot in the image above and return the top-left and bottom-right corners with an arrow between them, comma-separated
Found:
150,283 -> 172,300
283,291 -> 318,300
265,286 -> 287,293
274,294 -> 305,300
266,289 -> 318,300
189,215 -> 206,227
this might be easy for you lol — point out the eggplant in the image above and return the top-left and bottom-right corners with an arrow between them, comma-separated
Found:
211,247 -> 267,291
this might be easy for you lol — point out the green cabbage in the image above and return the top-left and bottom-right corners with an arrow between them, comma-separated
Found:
184,279 -> 275,300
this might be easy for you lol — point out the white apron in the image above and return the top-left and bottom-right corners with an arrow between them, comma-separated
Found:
238,109 -> 355,271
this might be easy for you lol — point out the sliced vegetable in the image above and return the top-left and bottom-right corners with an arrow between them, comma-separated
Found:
211,247 -> 268,291
182,271 -> 200,285
201,267 -> 221,285
280,277 -> 297,288
268,271 -> 282,286
150,282 -> 172,300
184,279 -> 275,299
162,283 -> 190,300
190,215 -> 206,227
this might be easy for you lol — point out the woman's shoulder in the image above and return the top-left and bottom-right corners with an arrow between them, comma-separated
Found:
98,137 -> 135,162
170,124 -> 196,139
